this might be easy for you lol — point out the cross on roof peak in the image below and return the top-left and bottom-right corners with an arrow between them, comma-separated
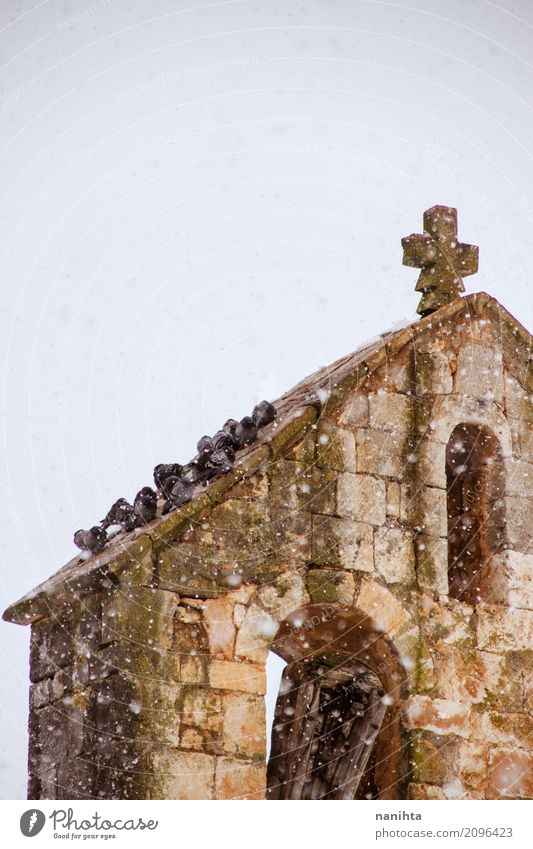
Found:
402,205 -> 479,316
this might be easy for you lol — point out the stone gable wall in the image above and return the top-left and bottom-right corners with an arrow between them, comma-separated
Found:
27,310 -> 533,800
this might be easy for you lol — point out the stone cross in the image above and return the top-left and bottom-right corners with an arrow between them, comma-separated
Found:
402,205 -> 479,316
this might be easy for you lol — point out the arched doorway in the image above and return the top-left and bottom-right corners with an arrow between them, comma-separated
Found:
266,604 -> 408,800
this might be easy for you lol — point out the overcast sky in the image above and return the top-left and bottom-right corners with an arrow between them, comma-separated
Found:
1,0 -> 533,799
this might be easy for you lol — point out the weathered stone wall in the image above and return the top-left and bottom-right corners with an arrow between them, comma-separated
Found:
26,299 -> 533,800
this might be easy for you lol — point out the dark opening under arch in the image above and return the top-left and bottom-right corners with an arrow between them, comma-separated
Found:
266,605 -> 408,800
446,422 -> 505,603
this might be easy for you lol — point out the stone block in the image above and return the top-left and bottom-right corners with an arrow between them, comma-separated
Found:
180,727 -> 205,751
337,473 -> 386,525
375,525 -> 415,584
435,647 -> 491,704
458,741 -> 488,791
210,660 -> 266,694
379,348 -> 415,393
30,680 -> 52,710
101,586 -> 178,649
454,342 -> 504,402
179,656 -> 209,685
221,693 -> 265,758
415,534 -> 449,596
510,418 -> 533,463
151,750 -> 215,799
485,550 -> 533,610
408,783 -> 446,800
202,597 -> 236,659
368,391 -> 415,431
234,604 -> 278,664
305,569 -> 356,606
215,756 -> 266,800
356,579 -> 412,640
473,710 -> 533,750
312,515 -> 374,572
339,392 -> 369,427
415,351 -> 453,395
291,431 -> 317,468
416,439 -> 447,489
501,458 -> 533,498
503,496 -> 533,552
234,604 -> 246,627
30,616 -> 76,682
424,599 -> 476,650
257,571 -> 309,621
505,374 -> 533,423
411,733 -> 448,785
356,428 -> 405,478
386,481 -> 400,518
406,695 -> 471,739
477,605 -> 533,652
407,486 -> 447,537
58,757 -> 98,799
316,426 -> 356,472
303,467 -> 338,516
488,750 -> 533,799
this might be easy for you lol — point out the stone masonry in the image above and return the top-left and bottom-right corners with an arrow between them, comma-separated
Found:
3,291 -> 533,800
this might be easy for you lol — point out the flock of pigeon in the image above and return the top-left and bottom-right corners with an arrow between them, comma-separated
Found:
73,400 -> 277,558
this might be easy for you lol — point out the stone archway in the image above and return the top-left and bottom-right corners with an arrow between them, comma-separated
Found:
266,604 -> 409,800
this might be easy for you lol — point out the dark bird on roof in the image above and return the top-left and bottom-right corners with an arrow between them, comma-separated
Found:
213,429 -> 238,452
74,526 -> 107,556
102,497 -> 137,532
197,435 -> 214,455
223,418 -> 240,441
154,463 -> 183,492
134,486 -> 158,525
158,474 -> 181,498
206,447 -> 235,476
194,445 -> 236,482
161,477 -> 194,514
252,400 -> 277,428
235,416 -> 257,447
194,435 -> 215,470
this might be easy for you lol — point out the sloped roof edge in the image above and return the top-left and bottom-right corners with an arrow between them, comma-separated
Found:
4,292 -> 531,625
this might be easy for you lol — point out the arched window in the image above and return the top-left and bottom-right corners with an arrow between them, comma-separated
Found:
446,423 -> 505,603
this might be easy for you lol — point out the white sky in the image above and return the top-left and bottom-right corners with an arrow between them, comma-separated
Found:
1,0 -> 533,799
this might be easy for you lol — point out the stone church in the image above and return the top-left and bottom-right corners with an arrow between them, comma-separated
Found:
4,206 -> 533,800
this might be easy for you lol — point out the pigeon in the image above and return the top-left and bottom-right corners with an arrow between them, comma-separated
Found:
102,497 -> 137,532
162,477 -> 194,513
74,526 -> 107,556
153,463 -> 183,491
235,416 -> 257,447
194,435 -> 215,470
133,486 -> 157,525
158,474 -> 182,498
222,419 -> 240,443
194,445 -> 236,482
205,447 -> 235,476
252,400 -> 276,428
212,429 -> 238,452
